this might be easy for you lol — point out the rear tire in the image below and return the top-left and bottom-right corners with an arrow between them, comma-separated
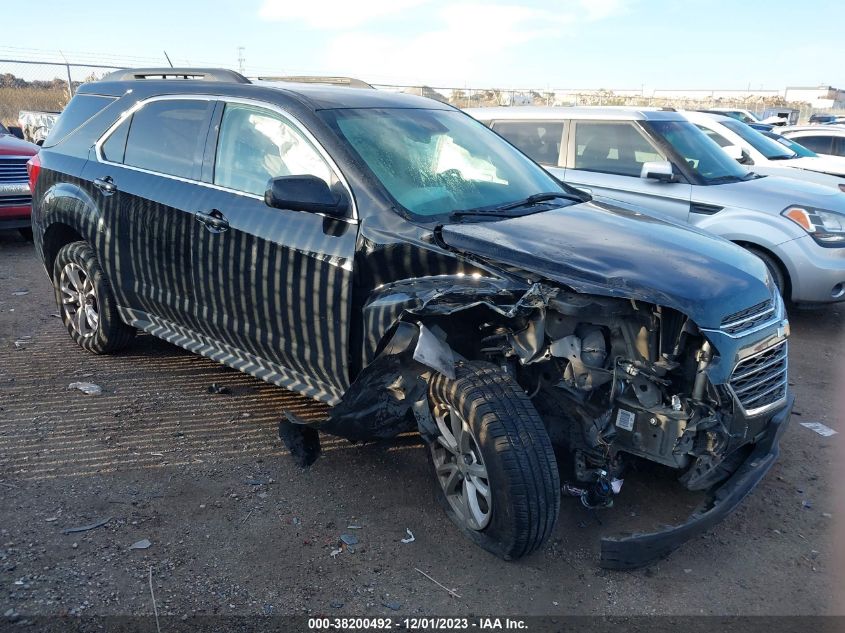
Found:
427,361 -> 560,559
52,241 -> 135,354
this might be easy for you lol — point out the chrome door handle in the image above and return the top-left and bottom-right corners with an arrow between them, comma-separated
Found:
93,177 -> 116,195
195,209 -> 229,233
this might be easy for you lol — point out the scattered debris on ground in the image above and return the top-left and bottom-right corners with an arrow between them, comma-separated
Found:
61,517 -> 112,534
799,422 -> 838,437
67,381 -> 103,396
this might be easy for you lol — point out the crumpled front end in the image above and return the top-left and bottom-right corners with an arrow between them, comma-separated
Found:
485,285 -> 788,490
290,270 -> 791,567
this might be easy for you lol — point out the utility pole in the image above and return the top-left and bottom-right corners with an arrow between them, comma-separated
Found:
237,47 -> 246,74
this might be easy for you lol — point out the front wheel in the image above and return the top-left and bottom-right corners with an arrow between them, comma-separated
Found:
748,247 -> 787,299
427,361 -> 560,559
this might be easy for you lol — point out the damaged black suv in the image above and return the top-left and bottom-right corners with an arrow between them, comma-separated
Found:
30,68 -> 793,568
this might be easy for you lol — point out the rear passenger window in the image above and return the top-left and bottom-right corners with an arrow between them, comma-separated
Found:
213,103 -> 334,196
573,122 -> 663,176
793,135 -> 834,155
123,100 -> 212,179
491,121 -> 563,165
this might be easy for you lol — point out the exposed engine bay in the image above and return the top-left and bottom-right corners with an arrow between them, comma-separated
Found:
472,290 -> 748,504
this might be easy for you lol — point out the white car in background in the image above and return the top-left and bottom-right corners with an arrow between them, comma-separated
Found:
701,107 -> 785,126
684,111 -> 845,189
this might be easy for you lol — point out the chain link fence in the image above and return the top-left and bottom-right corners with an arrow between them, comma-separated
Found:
0,59 -> 121,139
2,57 -> 842,134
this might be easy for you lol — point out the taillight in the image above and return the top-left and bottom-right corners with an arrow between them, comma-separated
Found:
26,152 -> 41,192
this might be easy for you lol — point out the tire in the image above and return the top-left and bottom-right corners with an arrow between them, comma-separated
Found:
52,241 -> 135,354
18,227 -> 33,241
748,247 -> 787,299
427,361 -> 560,559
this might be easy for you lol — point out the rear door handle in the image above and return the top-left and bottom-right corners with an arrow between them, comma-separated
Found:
93,177 -> 116,195
195,209 -> 229,233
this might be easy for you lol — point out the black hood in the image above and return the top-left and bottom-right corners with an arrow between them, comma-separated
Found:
439,201 -> 772,329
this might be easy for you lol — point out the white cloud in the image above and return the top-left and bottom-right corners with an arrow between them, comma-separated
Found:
258,0 -> 433,29
320,2 -> 623,85
259,0 -> 629,85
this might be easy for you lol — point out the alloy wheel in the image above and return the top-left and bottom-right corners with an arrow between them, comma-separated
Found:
59,262 -> 99,338
430,404 -> 492,530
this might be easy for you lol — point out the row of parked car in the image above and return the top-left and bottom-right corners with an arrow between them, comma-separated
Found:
468,106 -> 845,305
13,69 -> 845,569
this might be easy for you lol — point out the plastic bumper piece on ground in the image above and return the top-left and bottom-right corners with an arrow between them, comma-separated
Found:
600,393 -> 794,570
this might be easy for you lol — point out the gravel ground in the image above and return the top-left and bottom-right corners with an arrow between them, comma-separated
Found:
1,231 -> 843,620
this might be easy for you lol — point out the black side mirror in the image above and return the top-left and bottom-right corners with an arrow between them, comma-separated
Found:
7,126 -> 24,140
264,175 -> 349,217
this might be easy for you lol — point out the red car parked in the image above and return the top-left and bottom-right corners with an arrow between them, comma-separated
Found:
0,122 -> 39,239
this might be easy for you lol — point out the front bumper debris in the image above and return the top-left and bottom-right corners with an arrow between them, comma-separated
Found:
600,393 -> 793,570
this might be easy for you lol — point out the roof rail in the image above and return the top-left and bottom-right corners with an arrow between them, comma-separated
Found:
101,68 -> 251,83
255,75 -> 374,89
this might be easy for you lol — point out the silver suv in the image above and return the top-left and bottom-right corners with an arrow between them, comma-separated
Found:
467,106 -> 845,304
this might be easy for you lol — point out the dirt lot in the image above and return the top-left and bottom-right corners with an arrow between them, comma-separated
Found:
1,231 -> 844,620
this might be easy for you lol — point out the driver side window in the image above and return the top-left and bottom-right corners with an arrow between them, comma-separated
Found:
573,121 -> 663,177
214,103 -> 335,196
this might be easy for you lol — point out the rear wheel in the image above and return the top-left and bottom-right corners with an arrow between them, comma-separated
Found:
427,361 -> 560,559
52,241 -> 135,354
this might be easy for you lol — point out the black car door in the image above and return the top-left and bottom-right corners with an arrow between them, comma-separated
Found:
191,99 -> 357,403
87,97 -> 216,329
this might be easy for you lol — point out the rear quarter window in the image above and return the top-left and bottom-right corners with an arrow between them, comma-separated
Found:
42,94 -> 116,148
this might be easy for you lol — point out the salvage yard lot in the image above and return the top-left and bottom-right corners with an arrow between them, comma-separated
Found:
1,233 -> 843,617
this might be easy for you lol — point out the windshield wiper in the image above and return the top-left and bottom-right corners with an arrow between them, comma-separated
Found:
448,208 -> 537,221
496,191 -> 584,211
449,192 -> 583,222
706,175 -> 744,184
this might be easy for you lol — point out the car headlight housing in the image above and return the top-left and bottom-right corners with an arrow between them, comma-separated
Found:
782,206 -> 845,247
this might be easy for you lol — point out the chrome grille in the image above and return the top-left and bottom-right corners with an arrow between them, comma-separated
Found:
729,340 -> 788,416
0,195 -> 31,207
721,299 -> 775,335
0,158 -> 29,184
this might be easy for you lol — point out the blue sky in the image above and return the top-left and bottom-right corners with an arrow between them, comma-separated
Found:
1,0 -> 842,89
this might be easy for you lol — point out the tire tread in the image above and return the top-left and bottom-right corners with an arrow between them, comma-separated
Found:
430,361 -> 560,559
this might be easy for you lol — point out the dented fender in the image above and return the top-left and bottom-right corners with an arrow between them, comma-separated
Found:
303,278 -> 556,441
362,274 -> 553,362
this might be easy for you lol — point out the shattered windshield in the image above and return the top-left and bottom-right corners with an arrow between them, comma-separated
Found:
320,107 -> 570,219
